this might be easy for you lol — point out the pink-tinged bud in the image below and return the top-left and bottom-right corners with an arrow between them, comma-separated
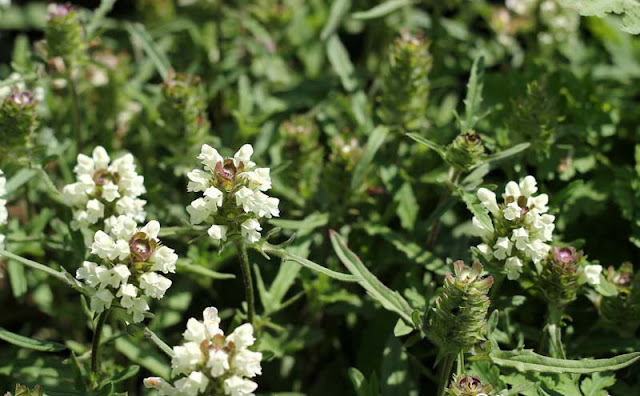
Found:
47,3 -> 71,18
10,91 -> 35,106
551,246 -> 582,265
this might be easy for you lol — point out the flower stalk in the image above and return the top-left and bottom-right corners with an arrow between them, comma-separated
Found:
234,239 -> 256,327
91,309 -> 109,381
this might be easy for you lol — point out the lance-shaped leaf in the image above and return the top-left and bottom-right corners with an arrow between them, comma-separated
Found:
406,133 -> 446,158
352,0 -> 415,20
352,126 -> 389,190
0,327 -> 66,352
330,230 -> 415,325
490,348 -> 640,374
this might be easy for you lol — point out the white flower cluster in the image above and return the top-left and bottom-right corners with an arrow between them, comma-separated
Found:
144,307 -> 262,396
63,146 -> 146,230
76,216 -> 177,322
581,264 -> 603,286
472,176 -> 555,280
0,170 -> 7,251
186,144 -> 279,244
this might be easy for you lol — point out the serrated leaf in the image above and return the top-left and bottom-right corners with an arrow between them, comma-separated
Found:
330,231 -> 415,325
462,191 -> 494,233
352,0 -> 415,20
490,349 -> 640,374
351,126 -> 389,190
0,327 -> 66,352
580,373 -> 616,396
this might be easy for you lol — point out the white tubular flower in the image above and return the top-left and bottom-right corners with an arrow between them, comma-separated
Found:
77,216 -> 176,323
63,146 -> 147,230
581,264 -> 603,285
0,170 -> 8,250
186,144 -> 279,245
471,175 -> 556,281
146,306 -> 262,396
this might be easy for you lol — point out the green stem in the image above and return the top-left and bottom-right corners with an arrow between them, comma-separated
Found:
456,351 -> 465,376
66,66 -> 82,154
144,327 -> 174,357
0,248 -> 68,283
234,240 -> 255,326
91,310 -> 109,380
437,353 -> 456,396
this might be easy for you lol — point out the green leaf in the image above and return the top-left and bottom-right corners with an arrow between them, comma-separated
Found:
406,133 -> 446,157
125,22 -> 172,80
330,231 -> 415,325
461,191 -> 494,233
352,0 -> 415,20
490,349 -> 640,374
0,327 -> 66,352
109,365 -> 140,384
259,243 -> 358,282
580,373 -> 616,396
86,0 -> 117,38
394,182 -> 418,231
381,335 -> 414,396
327,34 -> 358,92
481,143 -> 531,167
460,55 -> 485,130
321,0 -> 351,40
352,126 -> 389,190
115,337 -> 170,377
269,212 -> 329,231
8,260 -> 27,299
562,0 -> 640,34
5,168 -> 38,194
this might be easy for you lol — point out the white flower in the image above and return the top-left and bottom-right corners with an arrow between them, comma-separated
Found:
91,289 -> 114,313
476,243 -> 492,257
493,237 -> 513,260
505,257 -> 523,280
232,349 -> 262,378
524,240 -> 550,263
471,216 -> 492,238
519,175 -> 538,197
503,202 -> 521,221
187,169 -> 211,192
477,188 -> 499,215
224,376 -> 258,396
227,323 -> 256,350
140,272 -> 172,299
91,231 -> 129,261
208,349 -> 230,377
187,198 -> 211,225
143,377 -> 177,396
233,144 -> 255,168
240,219 -> 262,243
198,144 -> 224,171
503,181 -> 521,200
511,227 -> 529,250
208,225 -> 228,241
174,371 -> 209,396
76,261 -> 100,287
63,146 -> 146,229
172,342 -> 204,374
582,265 -> 602,286
152,246 -> 178,273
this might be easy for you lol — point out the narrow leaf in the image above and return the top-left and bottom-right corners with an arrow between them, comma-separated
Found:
125,22 -> 172,80
260,244 -> 358,282
406,133 -> 446,157
352,0 -> 415,20
86,0 -> 117,37
0,327 -> 66,352
321,0 -> 351,40
461,191 -> 494,233
351,126 -> 389,190
461,55 -> 485,130
490,349 -> 640,374
330,231 -> 415,325
176,261 -> 235,280
327,34 -> 358,92
481,143 -> 530,166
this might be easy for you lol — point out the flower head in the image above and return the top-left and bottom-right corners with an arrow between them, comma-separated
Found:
144,306 -> 262,396
187,144 -> 279,244
446,373 -> 493,396
472,175 -> 555,280
76,216 -> 177,322
63,146 -> 146,230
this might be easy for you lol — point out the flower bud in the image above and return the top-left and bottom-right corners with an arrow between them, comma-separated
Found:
600,262 -> 640,336
378,30 -> 432,130
446,374 -> 493,396
45,3 -> 86,64
445,130 -> 486,172
0,90 -> 37,161
425,261 -> 493,354
538,246 -> 582,307
5,385 -> 44,396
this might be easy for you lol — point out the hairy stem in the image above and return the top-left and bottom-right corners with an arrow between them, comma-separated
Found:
91,310 -> 109,379
437,353 -> 456,396
0,248 -> 68,283
234,240 -> 256,326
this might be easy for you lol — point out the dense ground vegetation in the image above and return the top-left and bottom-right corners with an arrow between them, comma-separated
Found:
2,0 -> 640,395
